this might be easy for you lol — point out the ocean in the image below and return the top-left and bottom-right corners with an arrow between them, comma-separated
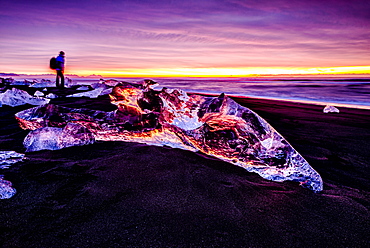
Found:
10,75 -> 370,109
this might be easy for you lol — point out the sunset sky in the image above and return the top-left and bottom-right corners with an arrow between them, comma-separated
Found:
1,0 -> 370,77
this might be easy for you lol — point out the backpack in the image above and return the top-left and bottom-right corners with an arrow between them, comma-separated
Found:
50,57 -> 58,69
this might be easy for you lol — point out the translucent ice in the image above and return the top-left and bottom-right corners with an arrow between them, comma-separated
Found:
0,151 -> 25,169
91,82 -> 108,89
101,88 -> 113,96
34,91 -> 44,97
0,151 -> 24,199
67,88 -> 105,98
67,81 -> 113,98
76,86 -> 90,91
23,123 -> 95,152
45,93 -> 58,99
65,77 -> 74,88
323,105 -> 340,113
0,175 -> 16,199
0,88 -> 50,107
30,79 -> 55,88
16,81 -> 323,191
97,79 -> 120,87
91,82 -> 113,95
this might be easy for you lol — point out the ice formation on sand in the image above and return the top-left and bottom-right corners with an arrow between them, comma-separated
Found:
323,105 -> 340,113
0,151 -> 25,169
66,88 -> 104,98
0,88 -> 50,107
67,82 -> 112,98
0,176 -> 16,199
23,123 -> 95,152
76,86 -> 90,91
97,79 -> 120,87
34,91 -> 44,97
30,79 -> 55,88
0,151 -> 25,199
15,80 -> 323,191
45,93 -> 58,99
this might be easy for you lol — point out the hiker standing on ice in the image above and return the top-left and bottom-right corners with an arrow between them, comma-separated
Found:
55,51 -> 65,89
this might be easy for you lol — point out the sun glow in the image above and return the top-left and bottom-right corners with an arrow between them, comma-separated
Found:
72,66 -> 370,78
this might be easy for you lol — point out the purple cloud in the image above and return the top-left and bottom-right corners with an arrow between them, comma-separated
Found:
1,0 -> 369,74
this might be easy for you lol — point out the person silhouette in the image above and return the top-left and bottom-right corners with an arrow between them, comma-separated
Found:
55,51 -> 65,88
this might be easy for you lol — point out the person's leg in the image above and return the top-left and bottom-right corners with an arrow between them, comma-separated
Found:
60,71 -> 65,88
56,71 -> 60,88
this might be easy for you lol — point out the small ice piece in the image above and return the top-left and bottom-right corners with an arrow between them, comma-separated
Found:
66,77 -> 74,88
0,175 -> 16,199
0,151 -> 25,169
45,93 -> 58,99
99,79 -> 120,87
30,79 -> 55,88
34,91 -> 44,97
24,123 -> 95,152
0,88 -> 50,107
66,88 -> 104,98
42,88 -> 48,92
91,82 -> 108,89
323,105 -> 340,113
76,86 -> 90,91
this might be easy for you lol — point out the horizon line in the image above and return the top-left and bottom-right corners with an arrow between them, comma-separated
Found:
2,65 -> 370,78
2,72 -> 370,79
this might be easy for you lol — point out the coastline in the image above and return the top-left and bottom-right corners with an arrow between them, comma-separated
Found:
0,87 -> 369,247
5,75 -> 370,110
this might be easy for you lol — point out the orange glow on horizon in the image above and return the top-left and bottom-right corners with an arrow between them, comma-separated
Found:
73,65 -> 370,78
7,65 -> 370,78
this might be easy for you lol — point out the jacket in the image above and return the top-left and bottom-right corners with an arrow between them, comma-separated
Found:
55,55 -> 65,71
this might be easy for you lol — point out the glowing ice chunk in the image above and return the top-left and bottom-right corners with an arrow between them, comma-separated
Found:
323,105 -> 340,113
15,81 -> 323,191
24,123 -> 95,152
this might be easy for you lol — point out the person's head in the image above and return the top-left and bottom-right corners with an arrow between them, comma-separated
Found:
59,51 -> 65,56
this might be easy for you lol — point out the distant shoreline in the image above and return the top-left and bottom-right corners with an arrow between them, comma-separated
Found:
3,75 -> 370,110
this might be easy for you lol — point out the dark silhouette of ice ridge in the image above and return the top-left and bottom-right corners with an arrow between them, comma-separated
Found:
15,80 -> 323,191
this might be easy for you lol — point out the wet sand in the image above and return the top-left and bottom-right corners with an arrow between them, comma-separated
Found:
0,88 -> 369,247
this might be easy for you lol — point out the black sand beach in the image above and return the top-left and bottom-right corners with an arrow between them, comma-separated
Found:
0,87 -> 369,247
